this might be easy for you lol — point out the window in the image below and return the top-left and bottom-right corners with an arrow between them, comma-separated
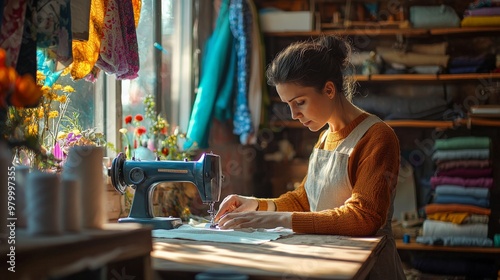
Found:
117,0 -> 194,154
105,0 -> 199,221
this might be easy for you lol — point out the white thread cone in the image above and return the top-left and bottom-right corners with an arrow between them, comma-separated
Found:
61,175 -> 82,232
26,172 -> 62,235
63,146 -> 107,229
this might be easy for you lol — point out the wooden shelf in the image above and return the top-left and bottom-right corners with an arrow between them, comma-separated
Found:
269,118 -> 500,129
385,120 -> 454,129
396,239 -> 500,254
352,73 -> 500,82
264,27 -> 500,37
430,27 -> 500,35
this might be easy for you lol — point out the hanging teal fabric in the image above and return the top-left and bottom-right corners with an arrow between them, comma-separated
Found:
214,41 -> 237,122
185,0 -> 234,149
37,49 -> 63,87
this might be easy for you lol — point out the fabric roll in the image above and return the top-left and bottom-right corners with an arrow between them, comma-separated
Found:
416,236 -> 493,247
425,203 -> 491,216
436,167 -> 492,178
434,194 -> 489,208
410,66 -> 442,74
431,149 -> 490,161
426,213 -> 489,224
410,5 -> 461,28
464,214 -> 490,224
430,176 -> 493,189
434,136 -> 491,150
376,47 -> 449,67
410,42 -> 448,55
464,7 -> 500,16
435,185 -> 489,199
422,219 -> 488,238
426,212 -> 469,224
461,15 -> 500,26
436,159 -> 491,171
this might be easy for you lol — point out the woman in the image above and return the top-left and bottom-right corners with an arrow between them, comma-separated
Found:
215,35 -> 405,279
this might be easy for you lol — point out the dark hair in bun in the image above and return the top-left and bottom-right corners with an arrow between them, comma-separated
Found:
266,35 -> 356,100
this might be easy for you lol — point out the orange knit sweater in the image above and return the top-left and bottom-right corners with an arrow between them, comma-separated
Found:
259,113 -> 400,236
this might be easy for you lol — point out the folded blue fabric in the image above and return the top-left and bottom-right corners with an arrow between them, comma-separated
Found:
410,5 -> 460,28
416,236 -> 493,247
434,194 -> 490,208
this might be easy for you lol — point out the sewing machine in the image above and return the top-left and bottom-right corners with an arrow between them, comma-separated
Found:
110,152 -> 223,229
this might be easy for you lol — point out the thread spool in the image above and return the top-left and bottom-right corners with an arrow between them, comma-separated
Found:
63,146 -> 106,229
403,234 -> 411,244
494,234 -> 500,248
15,165 -> 30,228
26,172 -> 62,235
61,175 -> 82,232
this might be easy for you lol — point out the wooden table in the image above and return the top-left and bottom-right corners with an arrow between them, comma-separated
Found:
152,233 -> 387,280
0,223 -> 153,280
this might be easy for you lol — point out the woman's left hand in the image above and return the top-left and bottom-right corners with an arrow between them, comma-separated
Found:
217,211 -> 292,230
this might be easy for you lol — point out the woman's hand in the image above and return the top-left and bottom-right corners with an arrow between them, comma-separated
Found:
217,211 -> 292,230
214,194 -> 258,222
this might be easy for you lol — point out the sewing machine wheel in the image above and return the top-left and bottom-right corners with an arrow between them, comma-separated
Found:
111,152 -> 128,194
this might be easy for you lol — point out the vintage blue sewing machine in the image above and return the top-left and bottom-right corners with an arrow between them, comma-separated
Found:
110,152 -> 223,229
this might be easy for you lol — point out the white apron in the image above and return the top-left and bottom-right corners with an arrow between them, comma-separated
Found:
304,115 -> 406,280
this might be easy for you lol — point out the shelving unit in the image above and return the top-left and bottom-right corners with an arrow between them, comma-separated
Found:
256,2 -> 500,277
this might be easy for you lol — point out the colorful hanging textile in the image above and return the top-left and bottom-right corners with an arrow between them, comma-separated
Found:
69,0 -> 105,80
0,0 -> 28,68
95,0 -> 129,76
15,0 -> 37,79
36,0 -> 73,68
132,0 -> 141,27
229,0 -> 253,144
115,0 -> 139,80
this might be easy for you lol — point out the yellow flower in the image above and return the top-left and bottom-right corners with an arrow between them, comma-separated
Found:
57,131 -> 68,140
37,107 -> 44,118
36,72 -> 45,84
48,110 -> 59,119
41,86 -> 51,96
72,129 -> 80,135
62,86 -> 75,93
58,94 -> 67,103
119,128 -> 128,134
52,84 -> 63,91
27,124 -> 38,136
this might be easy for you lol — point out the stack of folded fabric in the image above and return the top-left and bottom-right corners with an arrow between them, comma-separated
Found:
448,53 -> 496,74
418,136 -> 493,247
461,0 -> 500,27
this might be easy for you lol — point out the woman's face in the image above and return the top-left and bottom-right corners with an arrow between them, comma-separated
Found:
276,83 -> 334,132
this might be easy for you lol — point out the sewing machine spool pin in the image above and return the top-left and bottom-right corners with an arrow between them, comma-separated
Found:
110,152 -> 223,229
